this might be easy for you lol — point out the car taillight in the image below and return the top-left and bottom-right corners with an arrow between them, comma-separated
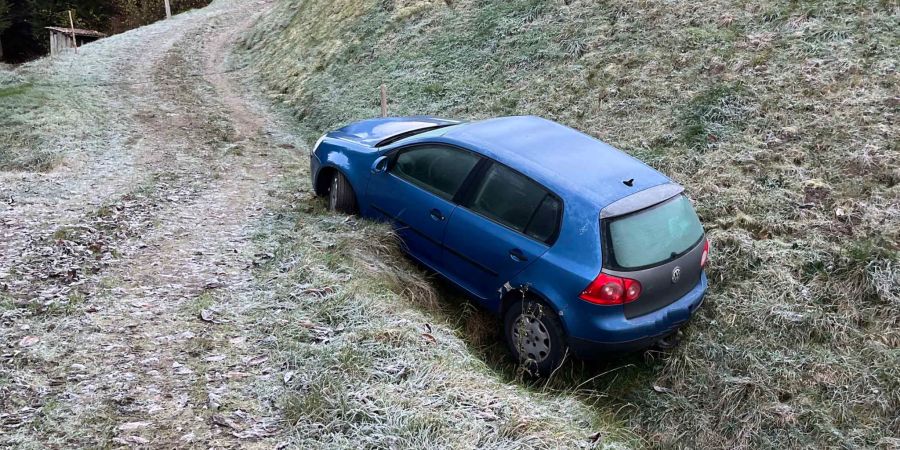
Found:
579,273 -> 642,305
700,238 -> 710,268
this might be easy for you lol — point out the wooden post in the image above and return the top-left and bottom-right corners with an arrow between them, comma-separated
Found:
68,10 -> 78,54
164,0 -> 172,19
380,84 -> 387,117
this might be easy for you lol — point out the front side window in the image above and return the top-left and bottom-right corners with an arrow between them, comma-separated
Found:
467,163 -> 560,243
392,145 -> 480,199
606,194 -> 704,269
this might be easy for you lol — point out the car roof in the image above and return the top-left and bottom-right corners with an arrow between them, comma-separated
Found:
439,116 -> 671,208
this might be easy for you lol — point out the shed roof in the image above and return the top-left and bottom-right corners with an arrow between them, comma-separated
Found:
45,27 -> 107,38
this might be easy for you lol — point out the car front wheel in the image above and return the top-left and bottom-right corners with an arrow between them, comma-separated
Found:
328,171 -> 357,214
503,298 -> 568,377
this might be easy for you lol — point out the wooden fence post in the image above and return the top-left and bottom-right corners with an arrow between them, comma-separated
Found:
380,84 -> 387,117
68,10 -> 78,54
165,0 -> 172,19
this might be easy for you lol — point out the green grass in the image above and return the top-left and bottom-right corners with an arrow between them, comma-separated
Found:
239,0 -> 899,447
0,73 -> 104,172
0,83 -> 33,98
0,79 -> 59,171
679,83 -> 750,150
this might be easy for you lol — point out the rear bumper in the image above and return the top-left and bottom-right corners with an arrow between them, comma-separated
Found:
567,272 -> 707,358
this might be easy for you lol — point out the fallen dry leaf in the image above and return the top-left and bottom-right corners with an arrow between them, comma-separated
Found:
212,413 -> 246,431
200,308 -> 225,324
118,421 -> 151,431
18,336 -> 39,347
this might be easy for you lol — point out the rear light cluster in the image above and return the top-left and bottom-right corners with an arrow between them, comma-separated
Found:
581,238 -> 709,306
700,238 -> 710,268
579,273 -> 642,305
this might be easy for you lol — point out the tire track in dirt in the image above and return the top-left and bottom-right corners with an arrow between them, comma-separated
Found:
1,1 -> 296,447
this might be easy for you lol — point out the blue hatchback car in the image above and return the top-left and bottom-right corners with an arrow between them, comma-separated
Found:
310,116 -> 708,375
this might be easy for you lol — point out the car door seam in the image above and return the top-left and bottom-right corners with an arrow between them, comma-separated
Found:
371,204 -> 443,247
442,243 -> 500,277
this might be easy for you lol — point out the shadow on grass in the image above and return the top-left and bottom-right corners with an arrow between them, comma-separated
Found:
291,188 -> 670,434
408,260 -> 669,417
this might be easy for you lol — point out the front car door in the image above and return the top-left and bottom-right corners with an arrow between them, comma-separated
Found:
441,162 -> 562,306
365,144 -> 481,269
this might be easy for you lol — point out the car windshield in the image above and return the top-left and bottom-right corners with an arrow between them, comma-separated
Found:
606,195 -> 703,269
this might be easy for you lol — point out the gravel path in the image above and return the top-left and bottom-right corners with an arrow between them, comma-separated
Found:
0,1 -> 302,446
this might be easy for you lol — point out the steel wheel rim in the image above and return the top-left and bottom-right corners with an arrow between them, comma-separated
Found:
512,313 -> 552,363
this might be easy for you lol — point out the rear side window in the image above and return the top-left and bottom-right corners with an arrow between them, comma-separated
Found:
467,163 -> 560,243
392,145 -> 480,199
525,196 -> 561,242
606,195 -> 704,269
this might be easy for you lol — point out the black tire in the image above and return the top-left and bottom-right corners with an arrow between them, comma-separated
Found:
503,298 -> 569,377
328,171 -> 357,214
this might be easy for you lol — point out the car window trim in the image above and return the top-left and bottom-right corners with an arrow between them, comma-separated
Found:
383,143 -> 564,247
460,160 -> 563,246
386,142 -> 483,201
454,158 -> 492,205
523,193 -> 560,242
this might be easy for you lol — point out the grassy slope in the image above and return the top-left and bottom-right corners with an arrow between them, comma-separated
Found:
0,49 -> 126,172
243,180 -> 633,448
240,0 -> 899,448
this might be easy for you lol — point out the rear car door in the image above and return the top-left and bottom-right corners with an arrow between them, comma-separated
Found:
441,162 -> 562,302
366,144 -> 481,269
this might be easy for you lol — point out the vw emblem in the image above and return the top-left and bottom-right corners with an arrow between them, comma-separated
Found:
671,266 -> 682,283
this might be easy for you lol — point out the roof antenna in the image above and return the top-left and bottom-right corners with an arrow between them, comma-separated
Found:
623,178 -> 634,187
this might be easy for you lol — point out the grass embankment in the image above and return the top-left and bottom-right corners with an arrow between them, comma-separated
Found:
240,0 -> 898,447
238,176 -> 633,448
0,64 -> 112,171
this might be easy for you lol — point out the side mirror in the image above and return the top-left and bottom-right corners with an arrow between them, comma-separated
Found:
371,156 -> 388,173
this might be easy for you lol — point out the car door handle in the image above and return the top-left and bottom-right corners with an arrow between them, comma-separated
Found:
509,248 -> 528,262
429,209 -> 445,222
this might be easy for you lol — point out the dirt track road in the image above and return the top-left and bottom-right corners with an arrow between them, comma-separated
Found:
0,1 -> 301,446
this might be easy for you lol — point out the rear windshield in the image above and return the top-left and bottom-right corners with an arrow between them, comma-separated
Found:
605,195 -> 703,269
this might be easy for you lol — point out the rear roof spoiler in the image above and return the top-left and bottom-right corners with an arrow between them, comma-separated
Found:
600,183 -> 684,219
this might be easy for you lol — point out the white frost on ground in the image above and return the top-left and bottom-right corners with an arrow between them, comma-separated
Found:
0,1 -> 300,446
1,1 -> 628,448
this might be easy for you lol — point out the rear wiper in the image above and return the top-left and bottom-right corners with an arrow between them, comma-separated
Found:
374,123 -> 458,147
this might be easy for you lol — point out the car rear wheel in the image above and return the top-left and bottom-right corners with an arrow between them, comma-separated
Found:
328,171 -> 357,214
504,298 -> 568,377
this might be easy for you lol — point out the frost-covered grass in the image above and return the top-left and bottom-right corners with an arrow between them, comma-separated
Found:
240,0 -> 899,447
0,6 -> 218,173
240,177 -> 635,448
0,71 -> 104,171
0,42 -> 127,172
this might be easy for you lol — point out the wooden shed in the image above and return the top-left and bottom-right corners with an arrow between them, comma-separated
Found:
46,27 -> 106,55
